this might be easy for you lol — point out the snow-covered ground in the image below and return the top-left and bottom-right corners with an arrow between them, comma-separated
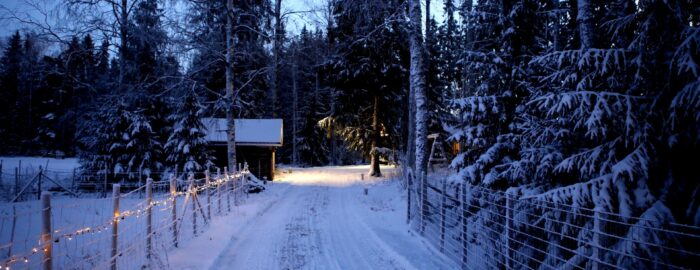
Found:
170,165 -> 456,270
0,156 -> 80,173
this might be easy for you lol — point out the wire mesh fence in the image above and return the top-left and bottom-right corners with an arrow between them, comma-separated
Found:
407,175 -> 700,270
0,168 -> 252,269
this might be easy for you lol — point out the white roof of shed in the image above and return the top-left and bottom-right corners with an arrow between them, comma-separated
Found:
202,118 -> 283,146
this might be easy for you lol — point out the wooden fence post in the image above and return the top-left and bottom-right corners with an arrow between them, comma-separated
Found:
420,174 -> 427,235
37,166 -> 43,201
146,178 -> 153,261
440,178 -> 447,252
14,167 -> 19,201
505,192 -> 513,269
41,192 -> 52,270
406,172 -> 411,224
103,163 -> 108,198
461,182 -> 468,268
224,167 -> 231,213
110,184 -> 120,270
170,174 -> 178,248
205,170 -> 211,220
8,205 -> 16,258
71,168 -> 76,192
189,174 -> 197,236
217,168 -> 222,214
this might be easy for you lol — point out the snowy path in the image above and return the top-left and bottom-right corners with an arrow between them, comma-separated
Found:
172,165 -> 455,270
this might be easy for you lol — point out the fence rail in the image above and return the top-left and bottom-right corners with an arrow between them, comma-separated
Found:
0,166 -> 251,269
407,175 -> 700,270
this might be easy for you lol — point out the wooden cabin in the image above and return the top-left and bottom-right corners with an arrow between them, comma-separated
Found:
203,118 -> 283,180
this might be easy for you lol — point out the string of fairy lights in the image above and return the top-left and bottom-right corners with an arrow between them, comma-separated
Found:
1,170 -> 248,269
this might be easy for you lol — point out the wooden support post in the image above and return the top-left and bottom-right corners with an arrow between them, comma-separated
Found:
146,178 -> 153,261
170,174 -> 178,248
217,168 -> 222,214
406,172 -> 411,224
505,192 -> 513,269
110,184 -> 120,270
224,167 -> 231,213
71,168 -> 76,192
461,182 -> 468,268
440,178 -> 447,252
8,205 -> 16,258
14,167 -> 19,201
0,160 -> 3,197
362,174 -> 368,195
37,166 -> 43,201
41,192 -> 52,270
420,174 -> 426,235
189,174 -> 197,236
103,163 -> 108,198
205,170 -> 211,220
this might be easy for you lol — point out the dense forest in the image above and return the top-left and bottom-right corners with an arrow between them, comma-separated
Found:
0,0 -> 699,238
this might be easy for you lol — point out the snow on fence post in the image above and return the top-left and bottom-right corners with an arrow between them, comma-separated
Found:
439,177 -> 447,252
188,173 -> 197,236
461,181 -> 468,268
146,178 -> 153,261
40,192 -> 52,270
217,168 -> 222,214
110,184 -> 120,270
505,191 -> 513,269
224,167 -> 231,213
205,170 -> 211,220
170,174 -> 178,248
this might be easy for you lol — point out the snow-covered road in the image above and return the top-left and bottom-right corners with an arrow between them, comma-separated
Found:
170,165 -> 456,270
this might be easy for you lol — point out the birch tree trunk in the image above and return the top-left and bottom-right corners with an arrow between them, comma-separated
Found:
370,95 -> 382,177
577,0 -> 594,49
409,0 -> 429,219
226,0 -> 237,170
292,54 -> 298,165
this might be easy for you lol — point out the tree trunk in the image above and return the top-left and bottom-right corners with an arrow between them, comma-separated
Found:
118,0 -> 128,86
577,0 -> 594,49
270,0 -> 283,118
292,55 -> 298,165
225,0 -> 237,171
409,0 -> 429,223
370,95 -> 382,177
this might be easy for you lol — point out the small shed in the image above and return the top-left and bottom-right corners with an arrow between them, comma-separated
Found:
203,118 -> 283,180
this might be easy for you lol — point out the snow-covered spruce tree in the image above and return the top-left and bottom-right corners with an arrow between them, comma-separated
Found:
77,99 -> 131,176
124,110 -> 162,178
444,0 -> 547,267
165,91 -> 212,173
448,0 -> 544,186
501,0 -> 700,268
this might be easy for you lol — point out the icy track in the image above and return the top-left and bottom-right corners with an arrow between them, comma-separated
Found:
168,165 -> 456,270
